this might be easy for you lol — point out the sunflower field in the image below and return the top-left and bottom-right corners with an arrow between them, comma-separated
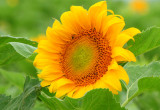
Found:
0,0 -> 160,110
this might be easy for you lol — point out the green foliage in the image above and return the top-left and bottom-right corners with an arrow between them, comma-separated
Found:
0,35 -> 37,46
0,69 -> 25,88
0,35 -> 37,66
0,77 -> 40,110
1,26 -> 160,110
0,0 -> 101,37
143,46 -> 160,63
128,27 -> 160,56
31,100 -> 49,110
9,42 -> 37,58
121,27 -> 160,107
0,43 -> 24,66
133,92 -> 160,110
132,46 -> 160,65
40,89 -> 125,110
138,77 -> 160,92
122,62 -> 160,107
0,0 -> 160,109
0,95 -> 11,109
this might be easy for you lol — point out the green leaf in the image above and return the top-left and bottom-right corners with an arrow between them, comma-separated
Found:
122,61 -> 160,107
0,69 -> 25,88
31,100 -> 49,110
128,27 -> 160,56
0,35 -> 37,65
80,89 -> 125,110
40,89 -> 125,110
139,46 -> 160,64
9,42 -> 37,58
0,77 -> 41,110
138,77 -> 160,92
125,78 -> 160,110
0,95 -> 11,109
0,35 -> 37,47
133,91 -> 160,110
0,44 -> 24,66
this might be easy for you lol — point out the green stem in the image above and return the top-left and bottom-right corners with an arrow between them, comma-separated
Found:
121,92 -> 140,107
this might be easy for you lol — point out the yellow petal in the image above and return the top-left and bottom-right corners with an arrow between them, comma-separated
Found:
90,1 -> 107,9
34,51 -> 60,61
70,6 -> 90,29
88,1 -> 107,28
113,28 -> 141,47
94,10 -> 107,32
33,52 -> 60,69
102,65 -> 129,89
67,87 -> 78,97
93,79 -> 108,89
52,19 -> 61,28
56,84 -> 75,98
108,59 -> 119,70
117,65 -> 129,85
38,39 -> 62,53
41,80 -> 52,87
34,49 -> 39,53
102,16 -> 125,37
38,72 -> 62,81
112,47 -> 136,62
34,58 -> 58,69
107,9 -> 114,13
88,1 -> 107,15
93,79 -> 118,94
101,70 -> 122,91
60,11 -> 80,34
46,27 -> 67,45
72,85 -> 93,98
49,77 -> 74,93
114,33 -> 134,47
107,85 -> 118,94
50,19 -> 73,42
102,16 -> 125,47
38,65 -> 64,81
122,27 -> 141,37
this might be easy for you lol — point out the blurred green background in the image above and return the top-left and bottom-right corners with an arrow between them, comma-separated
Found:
0,0 -> 160,110
1,0 -> 160,37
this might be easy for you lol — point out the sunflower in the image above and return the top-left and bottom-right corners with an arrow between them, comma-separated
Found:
34,1 -> 140,98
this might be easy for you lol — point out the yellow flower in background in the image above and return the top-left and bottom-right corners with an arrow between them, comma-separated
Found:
34,1 -> 140,98
31,35 -> 46,42
130,0 -> 148,13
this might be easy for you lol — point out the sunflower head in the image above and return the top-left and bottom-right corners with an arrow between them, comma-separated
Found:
34,1 -> 141,98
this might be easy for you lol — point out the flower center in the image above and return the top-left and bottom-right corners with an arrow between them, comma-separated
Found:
69,38 -> 97,74
61,28 -> 112,86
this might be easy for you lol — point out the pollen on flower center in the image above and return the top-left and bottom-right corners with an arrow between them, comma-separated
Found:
69,38 -> 98,73
60,28 -> 112,86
